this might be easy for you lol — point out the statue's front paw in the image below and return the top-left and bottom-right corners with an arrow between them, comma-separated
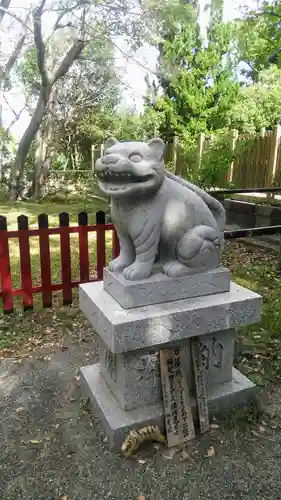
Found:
162,260 -> 190,277
109,257 -> 130,273
123,262 -> 152,281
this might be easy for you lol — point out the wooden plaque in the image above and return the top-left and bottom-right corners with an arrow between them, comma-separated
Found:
160,347 -> 195,448
191,337 -> 209,433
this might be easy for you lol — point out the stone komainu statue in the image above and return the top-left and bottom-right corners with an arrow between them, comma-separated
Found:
95,137 -> 226,281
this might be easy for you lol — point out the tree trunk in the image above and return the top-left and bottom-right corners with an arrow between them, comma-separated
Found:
31,129 -> 45,198
9,85 -> 50,200
9,36 -> 85,200
30,90 -> 55,198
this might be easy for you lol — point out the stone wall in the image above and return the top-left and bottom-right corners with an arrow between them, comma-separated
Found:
224,199 -> 281,229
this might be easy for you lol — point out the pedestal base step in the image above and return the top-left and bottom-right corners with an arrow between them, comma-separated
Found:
80,363 -> 257,450
103,267 -> 230,309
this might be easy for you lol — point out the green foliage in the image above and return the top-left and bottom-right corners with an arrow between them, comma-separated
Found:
142,0 -> 281,187
150,3 -> 240,142
8,0 -> 281,195
195,130 -> 233,189
17,46 -> 44,98
237,1 -> 281,79
0,128 -> 17,183
174,129 -> 234,189
144,1 -> 242,187
225,67 -> 281,133
112,108 -> 161,141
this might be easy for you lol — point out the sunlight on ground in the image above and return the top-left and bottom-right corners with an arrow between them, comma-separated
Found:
0,195 -> 108,229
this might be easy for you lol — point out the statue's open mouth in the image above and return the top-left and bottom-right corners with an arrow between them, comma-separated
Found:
96,171 -> 153,192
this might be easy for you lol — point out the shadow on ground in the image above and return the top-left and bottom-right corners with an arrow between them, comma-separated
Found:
1,307 -> 281,500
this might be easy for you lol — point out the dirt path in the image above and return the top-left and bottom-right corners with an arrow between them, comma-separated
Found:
1,324 -> 281,500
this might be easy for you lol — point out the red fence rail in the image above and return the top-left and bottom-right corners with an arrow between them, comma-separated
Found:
0,210 -> 120,314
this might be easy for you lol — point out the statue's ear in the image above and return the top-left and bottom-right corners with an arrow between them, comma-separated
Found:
105,137 -> 119,149
147,138 -> 165,159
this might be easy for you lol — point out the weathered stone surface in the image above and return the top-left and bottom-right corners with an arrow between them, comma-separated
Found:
95,137 -> 225,280
199,329 -> 235,387
80,363 -> 257,450
103,267 -> 230,309
99,337 -> 162,411
79,281 -> 261,353
98,330 -> 235,411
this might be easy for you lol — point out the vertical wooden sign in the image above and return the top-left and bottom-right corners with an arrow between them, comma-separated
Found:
160,347 -> 195,448
191,337 -> 209,433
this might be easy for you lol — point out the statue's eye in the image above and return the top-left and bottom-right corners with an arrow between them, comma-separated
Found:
129,153 -> 142,163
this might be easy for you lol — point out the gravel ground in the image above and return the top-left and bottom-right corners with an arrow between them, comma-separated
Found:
1,326 -> 281,500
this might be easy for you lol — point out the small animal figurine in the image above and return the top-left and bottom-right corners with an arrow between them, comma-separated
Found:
121,424 -> 166,458
95,137 -> 225,280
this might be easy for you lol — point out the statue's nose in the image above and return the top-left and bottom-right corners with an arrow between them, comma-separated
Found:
102,154 -> 119,165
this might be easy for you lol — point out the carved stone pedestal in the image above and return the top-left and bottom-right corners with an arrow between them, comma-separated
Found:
79,271 -> 261,450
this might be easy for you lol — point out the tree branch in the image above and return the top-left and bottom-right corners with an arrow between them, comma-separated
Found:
0,0 -> 11,25
51,9 -> 68,33
6,106 -> 26,133
3,13 -> 31,83
43,0 -> 91,13
262,10 -> 281,19
3,93 -> 16,116
51,39 -> 86,83
74,13 -> 159,77
46,0 -> 89,40
33,3 -> 49,88
0,4 -> 33,31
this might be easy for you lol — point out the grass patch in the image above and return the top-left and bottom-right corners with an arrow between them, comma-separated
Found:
222,241 -> 281,386
219,398 -> 262,430
0,192 -> 108,229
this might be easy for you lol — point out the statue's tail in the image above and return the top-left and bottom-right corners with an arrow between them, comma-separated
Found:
166,171 -> 226,245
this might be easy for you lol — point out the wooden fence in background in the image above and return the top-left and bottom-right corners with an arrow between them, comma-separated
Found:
231,128 -> 280,189
0,211 -> 120,314
167,126 -> 281,190
92,126 -> 281,191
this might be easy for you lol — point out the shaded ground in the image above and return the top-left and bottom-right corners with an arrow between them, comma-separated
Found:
1,241 -> 281,499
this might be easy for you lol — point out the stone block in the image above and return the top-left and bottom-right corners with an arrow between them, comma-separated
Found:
80,363 -> 257,450
271,207 -> 281,226
79,281 -> 261,354
98,329 -> 235,411
103,267 -> 230,309
199,329 -> 234,387
224,200 -> 256,228
255,204 -> 273,228
99,337 -> 162,411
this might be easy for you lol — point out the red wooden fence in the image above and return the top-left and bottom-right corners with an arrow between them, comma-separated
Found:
0,210 -> 120,314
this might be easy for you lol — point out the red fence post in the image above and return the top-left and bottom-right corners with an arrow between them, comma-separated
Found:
0,216 -> 13,313
18,215 -> 33,310
112,229 -> 120,259
59,212 -> 72,305
96,210 -> 106,280
78,212 -> 89,283
38,213 -> 52,308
